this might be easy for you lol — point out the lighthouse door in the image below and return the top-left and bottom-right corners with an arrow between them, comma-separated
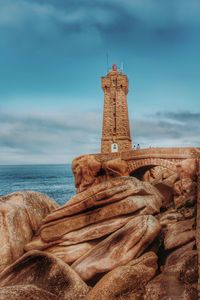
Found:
111,143 -> 118,153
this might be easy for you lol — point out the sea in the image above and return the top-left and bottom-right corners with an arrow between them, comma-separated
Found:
0,164 -> 76,206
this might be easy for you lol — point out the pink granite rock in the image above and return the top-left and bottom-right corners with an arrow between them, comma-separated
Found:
0,250 -> 89,300
72,215 -> 161,282
164,218 -> 195,250
144,247 -> 198,299
85,252 -> 157,300
0,191 -> 58,272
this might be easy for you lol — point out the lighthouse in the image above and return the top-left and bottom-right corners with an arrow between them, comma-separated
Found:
101,64 -> 132,153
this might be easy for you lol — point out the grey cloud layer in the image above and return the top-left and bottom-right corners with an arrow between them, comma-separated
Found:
155,111 -> 200,122
0,109 -> 199,164
133,111 -> 200,147
1,0 -> 200,102
1,0 -> 200,48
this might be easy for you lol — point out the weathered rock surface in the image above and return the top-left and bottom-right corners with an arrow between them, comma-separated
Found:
102,158 -> 129,178
144,247 -> 198,299
40,194 -> 161,242
45,240 -> 99,264
164,218 -> 196,250
85,252 -> 157,300
142,166 -> 178,210
25,177 -> 162,273
176,158 -> 197,180
40,177 -> 162,241
0,191 -> 58,273
0,285 -> 59,300
0,250 -> 89,300
143,166 -> 176,184
164,241 -> 196,271
72,155 -> 102,193
72,215 -> 160,282
139,158 -> 198,299
72,155 -> 130,192
158,206 -> 196,228
156,206 -> 196,271
174,178 -> 197,209
16,156 -> 197,298
25,216 -> 133,251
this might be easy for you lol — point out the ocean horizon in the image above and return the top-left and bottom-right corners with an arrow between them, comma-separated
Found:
0,164 -> 76,205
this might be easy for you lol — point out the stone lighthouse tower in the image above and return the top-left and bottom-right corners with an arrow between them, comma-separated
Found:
101,64 -> 132,153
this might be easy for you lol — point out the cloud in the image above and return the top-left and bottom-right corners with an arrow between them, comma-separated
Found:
0,0 -> 116,35
0,0 -> 200,97
1,0 -> 200,47
0,108 -> 199,164
155,111 -> 200,123
0,109 -> 102,164
133,110 -> 200,147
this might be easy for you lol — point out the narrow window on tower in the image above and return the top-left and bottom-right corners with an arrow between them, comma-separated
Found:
113,98 -> 116,133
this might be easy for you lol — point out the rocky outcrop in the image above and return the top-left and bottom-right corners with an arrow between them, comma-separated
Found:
44,241 -> 99,264
164,218 -> 196,250
40,194 -> 161,242
176,158 -> 197,180
25,216 -> 133,251
143,166 -> 176,184
39,176 -> 162,239
0,250 -> 89,300
174,178 -> 197,209
102,158 -> 129,177
72,215 -> 160,282
25,177 -> 162,281
0,285 -> 59,300
140,159 -> 198,299
72,155 -> 102,193
0,191 -> 58,273
72,155 -> 129,192
85,252 -> 157,300
0,155 -> 198,299
144,246 -> 198,299
158,206 -> 196,227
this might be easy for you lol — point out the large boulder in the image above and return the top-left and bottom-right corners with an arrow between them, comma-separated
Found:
143,166 -> 176,184
25,215 -> 133,251
72,155 -> 130,193
176,158 -> 197,180
164,218 -> 195,250
85,252 -> 157,300
144,245 -> 198,300
40,194 -> 161,242
156,206 -> 196,253
0,285 -> 58,300
72,215 -> 161,283
0,191 -> 58,272
158,207 -> 195,227
44,240 -> 99,264
0,250 -> 89,300
72,155 -> 102,193
25,177 -> 162,269
39,177 -> 162,242
102,158 -> 129,178
173,178 -> 197,209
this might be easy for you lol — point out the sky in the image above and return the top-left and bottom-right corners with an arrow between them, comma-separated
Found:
0,0 -> 200,164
